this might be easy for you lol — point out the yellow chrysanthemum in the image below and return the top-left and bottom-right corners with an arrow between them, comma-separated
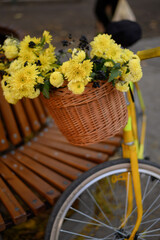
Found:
67,48 -> 72,54
120,49 -> 134,63
127,58 -> 143,82
43,44 -> 56,64
37,76 -> 44,84
82,60 -> 93,76
90,34 -> 122,62
7,59 -> 23,75
50,71 -> 64,88
60,61 -> 70,75
72,48 -> 86,62
68,80 -> 85,94
0,63 -> 5,70
115,81 -> 129,92
43,31 -> 52,44
27,88 -> 40,99
23,64 -> 40,79
3,90 -> 19,104
104,61 -> 114,68
64,60 -> 87,82
20,35 -> 41,52
18,48 -> 37,64
4,37 -> 19,46
3,45 -> 18,59
38,52 -> 54,72
9,66 -> 39,96
84,76 -> 92,86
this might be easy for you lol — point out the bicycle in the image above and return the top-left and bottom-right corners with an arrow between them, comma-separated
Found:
45,47 -> 160,240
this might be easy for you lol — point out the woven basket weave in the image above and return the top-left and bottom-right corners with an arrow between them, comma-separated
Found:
41,82 -> 128,146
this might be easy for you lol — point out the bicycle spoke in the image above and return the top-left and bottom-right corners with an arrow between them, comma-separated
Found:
107,177 -> 119,206
140,227 -> 160,235
60,229 -> 101,239
86,188 -> 112,226
139,234 -> 160,238
142,195 -> 160,220
140,218 -> 160,225
140,218 -> 160,234
69,207 -> 113,230
64,217 -> 102,227
142,176 -> 151,201
77,195 -> 113,225
142,179 -> 159,203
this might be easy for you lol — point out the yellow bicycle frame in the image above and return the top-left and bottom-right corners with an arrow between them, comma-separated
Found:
120,47 -> 160,240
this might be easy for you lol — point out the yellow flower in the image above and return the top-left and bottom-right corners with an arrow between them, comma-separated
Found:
127,58 -> 143,82
90,34 -> 122,62
60,61 -> 70,75
0,63 -> 5,70
38,52 -> 55,72
115,81 -> 129,92
68,80 -> 85,94
120,49 -> 134,63
72,48 -> 86,62
82,60 -> 93,76
50,71 -> 64,88
7,59 -> 23,75
4,37 -> 19,46
20,35 -> 41,52
104,61 -> 114,68
9,66 -> 39,97
4,91 -> 19,104
27,88 -> 40,99
19,48 -> 37,64
3,45 -> 18,59
67,49 -> 72,54
43,31 -> 52,44
23,64 -> 40,79
64,60 -> 86,82
37,76 -> 44,84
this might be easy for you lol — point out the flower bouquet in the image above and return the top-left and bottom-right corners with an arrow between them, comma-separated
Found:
0,31 -> 142,145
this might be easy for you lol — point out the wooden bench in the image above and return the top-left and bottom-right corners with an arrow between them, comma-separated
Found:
0,82 -> 123,233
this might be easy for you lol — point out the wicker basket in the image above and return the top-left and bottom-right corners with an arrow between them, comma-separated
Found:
41,82 -> 128,146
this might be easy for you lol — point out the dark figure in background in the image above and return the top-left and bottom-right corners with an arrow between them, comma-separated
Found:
95,0 -> 142,48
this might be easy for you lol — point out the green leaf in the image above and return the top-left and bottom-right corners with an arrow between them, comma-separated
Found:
42,80 -> 50,99
108,68 -> 121,83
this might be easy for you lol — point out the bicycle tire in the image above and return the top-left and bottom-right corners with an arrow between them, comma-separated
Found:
45,159 -> 160,240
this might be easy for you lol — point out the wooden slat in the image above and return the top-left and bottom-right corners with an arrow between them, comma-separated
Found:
22,98 -> 41,132
0,160 -> 44,215
3,155 -> 60,205
19,146 -> 83,180
0,117 -> 9,152
36,135 -> 108,162
32,98 -> 47,125
103,136 -> 122,147
13,101 -> 32,138
28,141 -> 97,170
82,143 -> 117,155
11,152 -> 71,191
42,130 -> 117,156
0,86 -> 22,145
0,177 -> 27,225
0,213 -> 6,232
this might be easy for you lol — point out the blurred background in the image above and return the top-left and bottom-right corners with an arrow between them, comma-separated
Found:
0,0 -> 160,46
0,0 -> 160,239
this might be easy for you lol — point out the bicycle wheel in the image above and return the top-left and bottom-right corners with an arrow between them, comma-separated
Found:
45,159 -> 160,240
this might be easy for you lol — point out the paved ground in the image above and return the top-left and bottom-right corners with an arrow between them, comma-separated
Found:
0,0 -> 160,239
